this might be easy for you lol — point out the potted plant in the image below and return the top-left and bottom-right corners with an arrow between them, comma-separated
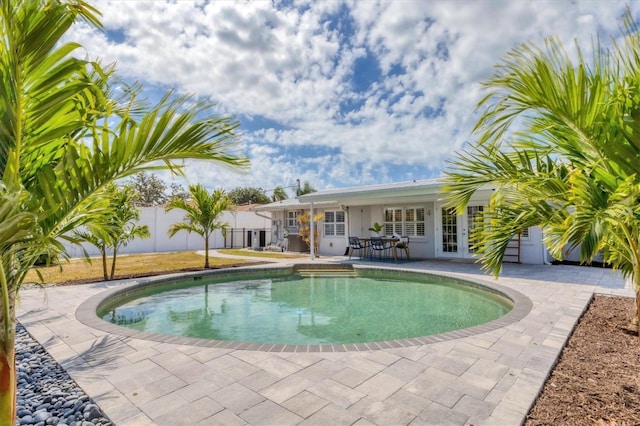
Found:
368,222 -> 384,236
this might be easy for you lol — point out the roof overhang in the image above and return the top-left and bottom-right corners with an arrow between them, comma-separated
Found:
251,199 -> 340,212
254,179 -> 497,211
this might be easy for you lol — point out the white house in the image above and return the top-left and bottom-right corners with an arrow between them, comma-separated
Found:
254,179 -> 551,264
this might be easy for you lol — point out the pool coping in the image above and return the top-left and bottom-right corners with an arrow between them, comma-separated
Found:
76,264 -> 533,352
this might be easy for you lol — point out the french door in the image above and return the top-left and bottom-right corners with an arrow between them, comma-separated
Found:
438,205 -> 484,259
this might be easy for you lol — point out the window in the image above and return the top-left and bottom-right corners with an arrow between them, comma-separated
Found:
384,207 -> 426,237
286,210 -> 299,229
384,208 -> 402,236
324,210 -> 345,236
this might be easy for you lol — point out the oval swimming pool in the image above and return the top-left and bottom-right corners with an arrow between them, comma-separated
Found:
94,266 -> 518,347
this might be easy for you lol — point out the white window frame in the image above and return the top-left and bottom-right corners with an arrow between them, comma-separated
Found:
383,206 -> 426,237
323,210 -> 345,236
286,210 -> 299,230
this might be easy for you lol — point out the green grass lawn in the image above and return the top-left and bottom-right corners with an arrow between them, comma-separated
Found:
25,251 -> 260,285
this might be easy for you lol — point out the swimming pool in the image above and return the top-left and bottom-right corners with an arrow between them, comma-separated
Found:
82,265 -> 531,350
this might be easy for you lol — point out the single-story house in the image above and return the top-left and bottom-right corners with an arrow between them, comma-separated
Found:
253,179 -> 550,264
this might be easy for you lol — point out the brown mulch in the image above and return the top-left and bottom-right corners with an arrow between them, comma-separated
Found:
525,295 -> 640,425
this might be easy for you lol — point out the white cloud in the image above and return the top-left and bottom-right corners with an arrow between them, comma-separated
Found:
70,0 -> 633,192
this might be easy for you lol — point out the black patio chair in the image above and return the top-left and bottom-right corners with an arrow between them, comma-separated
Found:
348,237 -> 368,259
370,236 -> 391,259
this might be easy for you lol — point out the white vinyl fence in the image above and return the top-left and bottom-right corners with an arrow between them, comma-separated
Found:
62,206 -> 272,258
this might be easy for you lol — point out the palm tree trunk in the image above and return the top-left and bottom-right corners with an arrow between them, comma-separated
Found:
110,248 -> 118,280
101,247 -> 108,281
204,237 -> 209,269
636,289 -> 640,344
0,337 -> 15,426
633,267 -> 640,344
0,276 -> 16,426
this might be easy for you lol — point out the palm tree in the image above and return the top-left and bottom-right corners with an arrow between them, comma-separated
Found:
107,186 -> 151,279
271,185 -> 288,201
0,2 -> 248,422
443,9 -> 640,333
295,181 -> 317,196
166,184 -> 233,268
75,184 -> 151,280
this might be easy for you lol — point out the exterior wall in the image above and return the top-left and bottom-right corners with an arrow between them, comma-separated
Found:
63,207 -> 271,258
519,226 -> 547,265
314,202 -> 438,259
265,200 -> 548,265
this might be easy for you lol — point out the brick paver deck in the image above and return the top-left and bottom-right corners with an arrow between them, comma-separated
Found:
17,255 -> 631,425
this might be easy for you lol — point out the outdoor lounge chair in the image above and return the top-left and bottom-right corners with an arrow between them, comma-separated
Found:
348,237 -> 368,259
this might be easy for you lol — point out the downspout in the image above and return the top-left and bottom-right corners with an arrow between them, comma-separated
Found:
343,205 -> 350,256
310,202 -> 315,260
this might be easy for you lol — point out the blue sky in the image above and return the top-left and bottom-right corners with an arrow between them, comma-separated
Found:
70,0 -> 634,198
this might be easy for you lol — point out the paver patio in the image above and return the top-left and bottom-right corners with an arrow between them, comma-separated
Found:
17,256 -> 632,425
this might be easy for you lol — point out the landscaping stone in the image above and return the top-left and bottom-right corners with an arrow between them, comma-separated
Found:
15,323 -> 112,426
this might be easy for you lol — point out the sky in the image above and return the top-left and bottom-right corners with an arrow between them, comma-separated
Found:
69,0 -> 636,198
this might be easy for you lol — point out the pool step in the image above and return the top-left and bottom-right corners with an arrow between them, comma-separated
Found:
297,270 -> 357,277
294,264 -> 356,277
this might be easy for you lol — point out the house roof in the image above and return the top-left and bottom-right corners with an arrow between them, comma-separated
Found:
296,178 -> 450,206
251,198 -> 339,212
299,178 -> 441,198
253,178 -> 495,211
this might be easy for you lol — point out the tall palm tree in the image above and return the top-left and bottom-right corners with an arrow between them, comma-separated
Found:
166,184 -> 233,268
0,1 -> 248,422
443,9 -> 640,332
271,185 -> 288,201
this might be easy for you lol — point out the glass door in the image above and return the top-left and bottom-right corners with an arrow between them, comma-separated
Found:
438,205 -> 484,259
465,205 -> 484,257
439,207 -> 462,258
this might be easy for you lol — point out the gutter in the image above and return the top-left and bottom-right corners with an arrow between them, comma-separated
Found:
254,210 -> 271,221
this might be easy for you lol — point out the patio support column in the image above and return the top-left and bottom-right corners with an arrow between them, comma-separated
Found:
310,202 -> 315,260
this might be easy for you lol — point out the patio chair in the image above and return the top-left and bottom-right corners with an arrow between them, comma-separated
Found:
395,236 -> 410,259
370,236 -> 391,259
348,237 -> 368,259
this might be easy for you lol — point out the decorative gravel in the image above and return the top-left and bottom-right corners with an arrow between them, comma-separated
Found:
16,323 -> 112,426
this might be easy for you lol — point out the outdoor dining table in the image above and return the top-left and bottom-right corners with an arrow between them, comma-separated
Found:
358,237 -> 406,262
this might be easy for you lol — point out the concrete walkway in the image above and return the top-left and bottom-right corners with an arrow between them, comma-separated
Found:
17,254 -> 632,425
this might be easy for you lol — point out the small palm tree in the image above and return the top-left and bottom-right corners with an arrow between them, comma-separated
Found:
443,9 -> 640,334
74,184 -> 150,280
166,184 -> 233,268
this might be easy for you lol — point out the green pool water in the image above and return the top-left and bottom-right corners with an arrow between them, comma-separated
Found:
99,271 -> 513,345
